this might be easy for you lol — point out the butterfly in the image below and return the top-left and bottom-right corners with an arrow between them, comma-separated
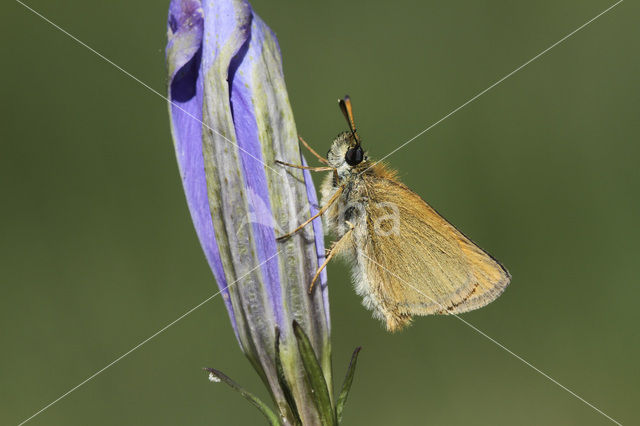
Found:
276,96 -> 510,332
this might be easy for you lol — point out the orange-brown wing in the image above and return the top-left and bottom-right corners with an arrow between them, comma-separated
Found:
359,166 -> 510,327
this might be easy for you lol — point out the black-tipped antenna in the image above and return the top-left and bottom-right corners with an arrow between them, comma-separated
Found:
338,95 -> 361,146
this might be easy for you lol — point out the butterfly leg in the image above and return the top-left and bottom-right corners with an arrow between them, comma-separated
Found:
276,186 -> 344,241
299,135 -> 330,165
275,160 -> 333,172
308,222 -> 354,294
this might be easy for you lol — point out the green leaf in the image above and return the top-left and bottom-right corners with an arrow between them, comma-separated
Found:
275,327 -> 302,425
336,347 -> 362,423
204,368 -> 282,426
292,321 -> 336,426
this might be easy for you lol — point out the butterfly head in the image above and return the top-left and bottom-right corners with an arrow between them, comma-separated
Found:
327,131 -> 365,167
326,96 -> 367,172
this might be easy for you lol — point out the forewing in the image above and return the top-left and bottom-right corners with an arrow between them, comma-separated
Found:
361,169 -> 510,316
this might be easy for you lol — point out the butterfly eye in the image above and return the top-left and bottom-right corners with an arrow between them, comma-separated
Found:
345,146 -> 364,166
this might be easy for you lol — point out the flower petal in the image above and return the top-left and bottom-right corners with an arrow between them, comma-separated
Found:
166,0 -> 238,335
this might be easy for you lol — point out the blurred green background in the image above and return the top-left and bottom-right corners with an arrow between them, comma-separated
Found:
2,0 -> 638,425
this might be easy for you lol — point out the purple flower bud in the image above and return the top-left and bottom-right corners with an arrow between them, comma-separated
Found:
166,0 -> 331,423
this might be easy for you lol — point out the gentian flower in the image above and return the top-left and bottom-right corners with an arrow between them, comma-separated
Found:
166,1 -> 360,424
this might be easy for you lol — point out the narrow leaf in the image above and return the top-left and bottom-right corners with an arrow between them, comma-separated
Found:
336,347 -> 362,423
275,327 -> 302,425
204,368 -> 282,426
292,321 -> 336,426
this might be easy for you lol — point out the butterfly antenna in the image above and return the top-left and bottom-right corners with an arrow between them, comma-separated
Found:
338,95 -> 361,146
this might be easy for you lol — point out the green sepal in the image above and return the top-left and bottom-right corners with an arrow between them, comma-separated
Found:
336,347 -> 362,423
204,368 -> 282,426
275,327 -> 302,425
292,321 -> 336,426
